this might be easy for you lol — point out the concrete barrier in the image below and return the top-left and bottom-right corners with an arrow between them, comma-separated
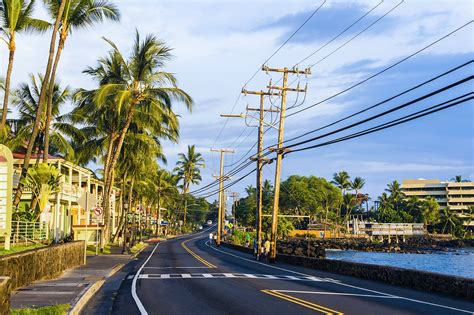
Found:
0,241 -> 85,290
222,242 -> 474,299
0,277 -> 11,315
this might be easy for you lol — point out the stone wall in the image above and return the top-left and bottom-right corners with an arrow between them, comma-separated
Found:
222,242 -> 474,299
0,241 -> 85,290
0,277 -> 11,315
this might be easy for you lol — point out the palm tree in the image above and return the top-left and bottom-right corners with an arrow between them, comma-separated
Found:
441,206 -> 458,235
0,0 -> 50,131
154,169 -> 178,236
11,74 -> 82,159
13,0 -> 68,208
174,145 -> 205,225
332,171 -> 351,195
451,175 -> 467,183
350,176 -> 366,210
84,31 -> 193,239
42,0 -> 120,161
385,180 -> 405,211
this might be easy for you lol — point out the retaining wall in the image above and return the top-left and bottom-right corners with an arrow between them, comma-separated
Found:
0,277 -> 10,315
222,242 -> 474,299
0,241 -> 85,290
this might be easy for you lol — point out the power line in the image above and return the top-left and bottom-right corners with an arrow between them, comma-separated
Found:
283,60 -> 473,146
296,0 -> 384,65
286,20 -> 474,118
287,94 -> 473,154
308,0 -> 404,68
211,0 -> 327,158
282,76 -> 473,150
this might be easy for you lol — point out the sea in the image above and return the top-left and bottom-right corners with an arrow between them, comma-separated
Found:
326,247 -> 474,279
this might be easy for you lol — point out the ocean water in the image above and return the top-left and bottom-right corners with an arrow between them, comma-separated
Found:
326,247 -> 474,279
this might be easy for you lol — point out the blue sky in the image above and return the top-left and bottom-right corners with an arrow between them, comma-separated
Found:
1,0 -> 473,210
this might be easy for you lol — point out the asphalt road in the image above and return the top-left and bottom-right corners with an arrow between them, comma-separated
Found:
108,228 -> 474,315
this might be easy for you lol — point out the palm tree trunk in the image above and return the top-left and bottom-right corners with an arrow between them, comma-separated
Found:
102,107 -> 135,242
0,37 -> 16,131
13,0 -> 67,208
44,33 -> 67,162
155,190 -> 161,237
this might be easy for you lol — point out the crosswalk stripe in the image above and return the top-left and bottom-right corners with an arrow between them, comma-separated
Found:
137,273 -> 334,282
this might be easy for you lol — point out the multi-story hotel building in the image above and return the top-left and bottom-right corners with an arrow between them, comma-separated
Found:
402,179 -> 474,227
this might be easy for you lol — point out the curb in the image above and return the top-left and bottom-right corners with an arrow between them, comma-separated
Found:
68,261 -> 126,315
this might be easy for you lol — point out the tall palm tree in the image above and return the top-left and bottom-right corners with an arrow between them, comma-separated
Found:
385,180 -> 405,212
13,0 -> 68,208
154,169 -> 178,236
42,0 -> 120,161
91,31 -> 193,239
0,0 -> 49,130
350,176 -> 366,211
332,171 -> 351,195
174,145 -> 205,225
11,74 -> 82,159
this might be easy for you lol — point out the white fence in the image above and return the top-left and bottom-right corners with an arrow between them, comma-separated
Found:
11,221 -> 48,244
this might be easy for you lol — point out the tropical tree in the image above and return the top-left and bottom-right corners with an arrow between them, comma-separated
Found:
19,163 -> 61,221
84,31 -> 193,239
385,180 -> 405,211
154,169 -> 179,236
13,0 -> 68,208
11,74 -> 83,159
332,171 -> 351,195
420,197 -> 440,230
174,145 -> 205,225
0,0 -> 50,130
451,175 -> 467,183
441,207 -> 458,235
42,0 -> 120,161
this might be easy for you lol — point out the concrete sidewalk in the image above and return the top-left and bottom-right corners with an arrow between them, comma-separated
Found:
10,254 -> 134,312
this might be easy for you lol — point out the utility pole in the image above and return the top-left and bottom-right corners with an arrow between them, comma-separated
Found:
234,88 -> 279,257
210,148 -> 234,246
265,65 -> 310,262
230,192 -> 240,232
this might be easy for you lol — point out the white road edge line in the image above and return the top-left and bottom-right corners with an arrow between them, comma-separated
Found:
204,240 -> 474,314
131,225 -> 216,315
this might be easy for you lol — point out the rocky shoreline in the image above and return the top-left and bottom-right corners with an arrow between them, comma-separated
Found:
279,237 -> 474,255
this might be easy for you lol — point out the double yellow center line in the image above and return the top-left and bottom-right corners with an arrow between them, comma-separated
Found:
262,290 -> 343,314
181,239 -> 216,268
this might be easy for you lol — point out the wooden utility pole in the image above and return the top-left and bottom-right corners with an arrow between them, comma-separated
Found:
230,192 -> 240,232
265,65 -> 310,262
210,149 -> 234,246
240,88 -> 279,256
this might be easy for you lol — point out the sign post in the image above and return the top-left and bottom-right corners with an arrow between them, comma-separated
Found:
93,206 -> 103,256
0,145 -> 13,250
78,192 -> 97,263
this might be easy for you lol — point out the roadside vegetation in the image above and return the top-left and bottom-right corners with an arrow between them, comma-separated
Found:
11,304 -> 70,315
0,0 -> 212,252
235,172 -> 472,239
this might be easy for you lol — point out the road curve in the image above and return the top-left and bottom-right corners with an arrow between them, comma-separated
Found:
111,229 -> 474,315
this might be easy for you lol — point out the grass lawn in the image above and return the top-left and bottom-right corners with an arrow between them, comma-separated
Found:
0,243 -> 46,256
11,304 -> 70,315
131,242 -> 147,254
86,243 -> 112,255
